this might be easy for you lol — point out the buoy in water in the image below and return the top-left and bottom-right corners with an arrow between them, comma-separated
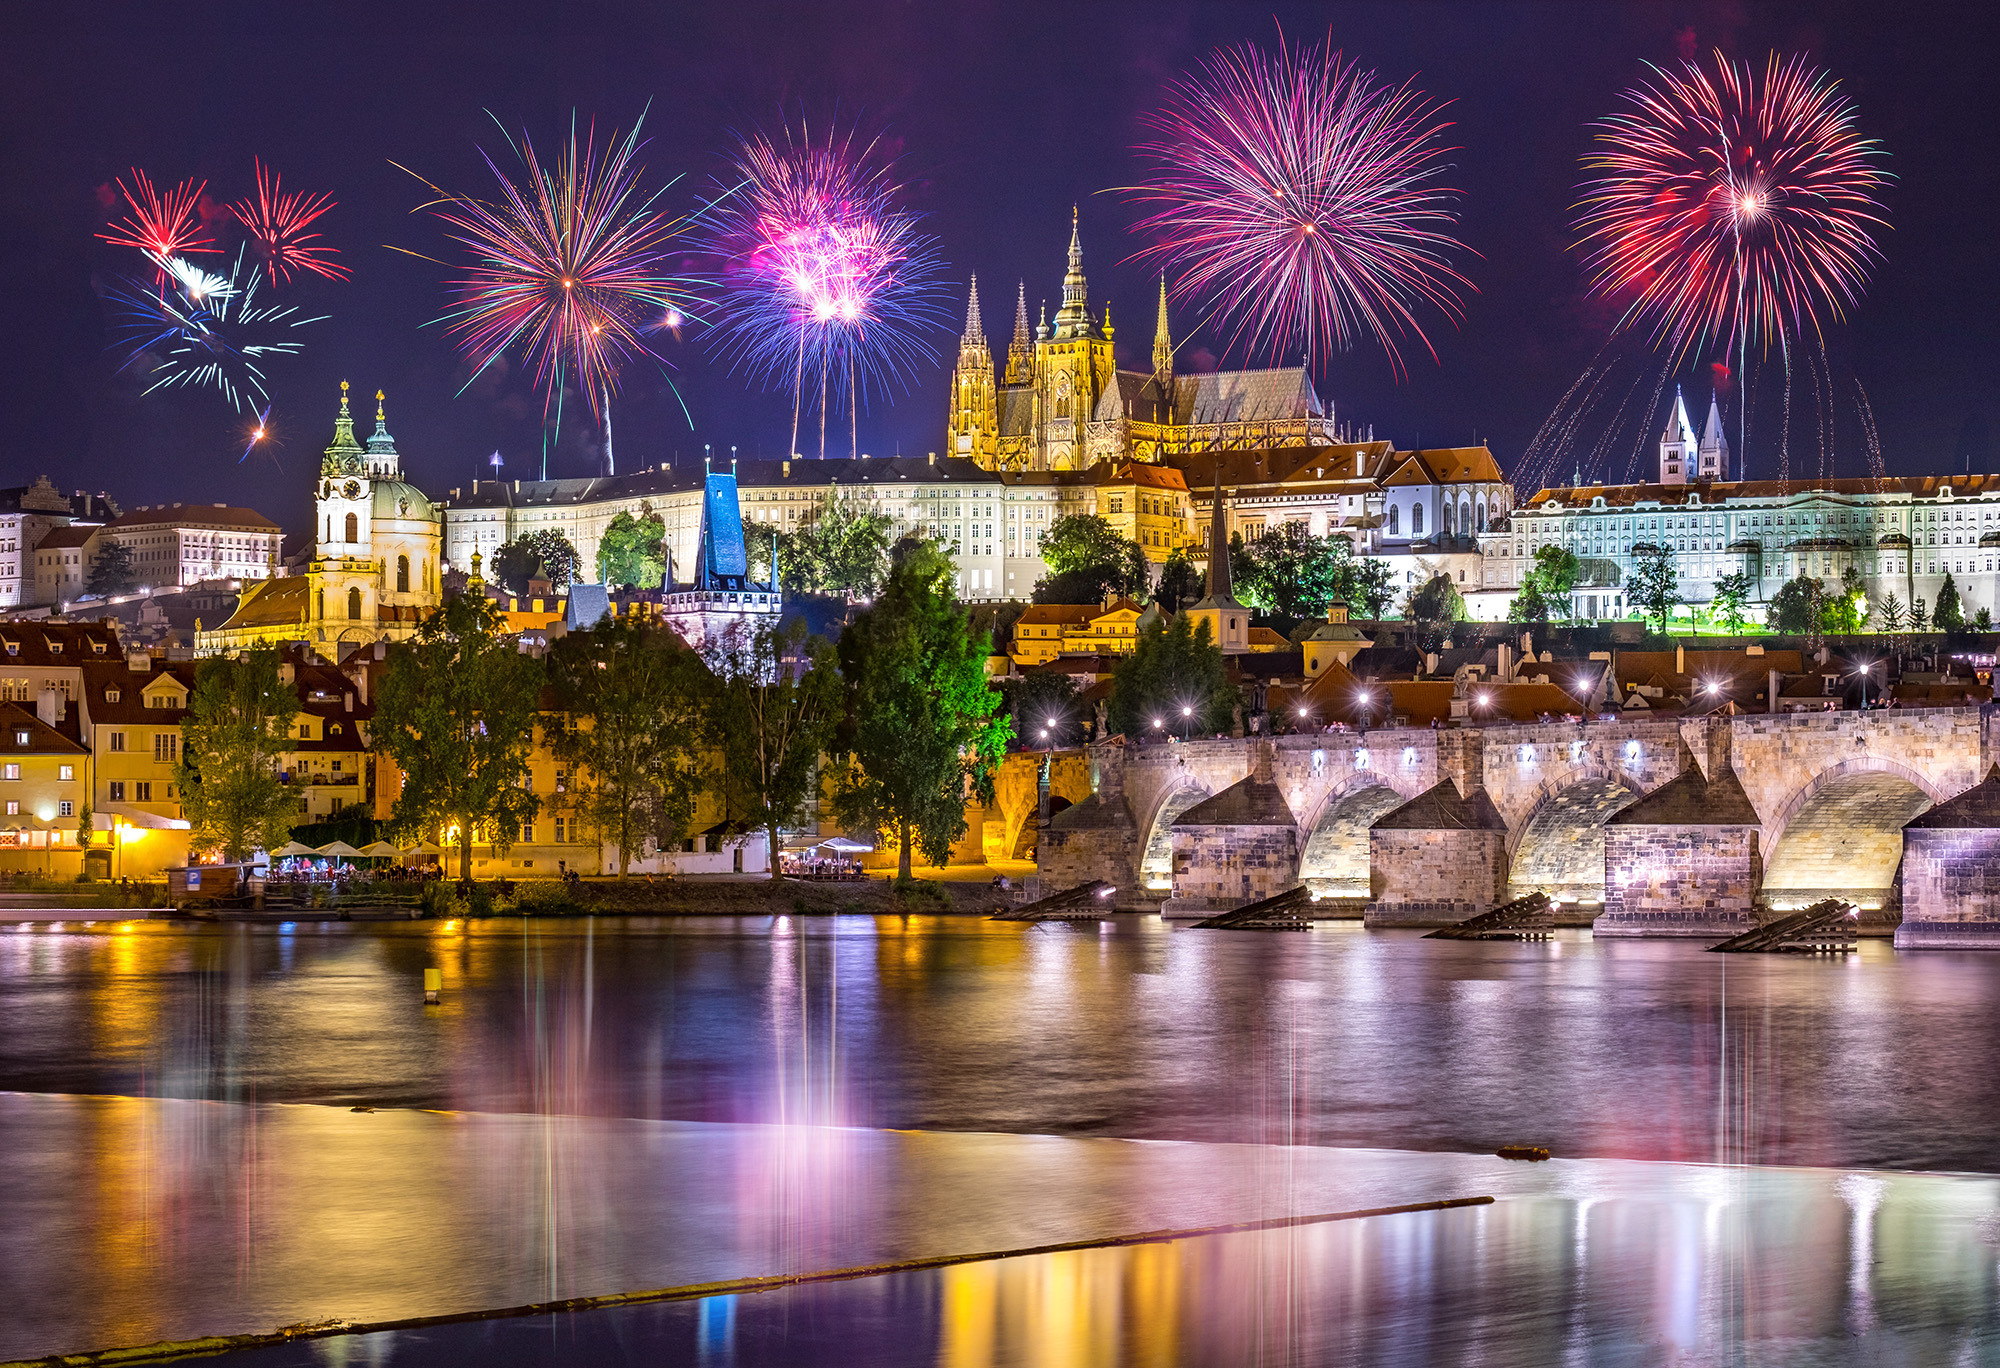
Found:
1496,1145 -> 1551,1162
423,968 -> 441,1004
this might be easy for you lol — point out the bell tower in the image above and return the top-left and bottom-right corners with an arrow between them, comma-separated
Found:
946,276 -> 998,467
1034,208 -> 1115,471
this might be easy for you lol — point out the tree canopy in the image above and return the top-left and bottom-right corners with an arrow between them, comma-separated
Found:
491,529 -> 582,595
1155,548 -> 1202,611
1402,573 -> 1467,650
548,618 -> 710,877
773,490 -> 892,598
834,542 -> 1012,877
1628,546 -> 1680,634
85,542 -> 135,598
1935,573 -> 1965,631
1710,571 -> 1753,634
1231,522 -> 1357,620
1033,514 -> 1145,604
705,619 -> 844,881
1107,612 -> 1234,739
373,594 -> 544,881
174,646 -> 300,862
1768,575 -> 1822,635
596,510 -> 667,590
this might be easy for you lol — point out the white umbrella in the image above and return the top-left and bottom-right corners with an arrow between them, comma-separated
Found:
316,840 -> 366,859
400,840 -> 444,856
271,841 -> 318,858
357,841 -> 401,858
815,837 -> 874,853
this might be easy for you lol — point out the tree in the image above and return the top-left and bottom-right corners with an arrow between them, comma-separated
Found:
174,647 -> 300,862
488,540 -> 540,596
596,510 -> 668,589
74,791 -> 94,868
1233,522 -> 1355,619
1710,571 -> 1753,635
1768,575 -> 1821,635
1522,545 -> 1580,620
834,543 -> 1012,878
549,618 -> 711,877
85,543 -> 135,598
1155,547 -> 1202,611
705,618 -> 844,882
1911,597 -> 1931,633
1977,608 -> 1994,633
1107,612 -> 1234,739
374,594 -> 544,882
1033,514 -> 1145,603
1821,567 -> 1869,635
505,530 -> 582,590
775,490 -> 892,597
1628,546 -> 1680,635
1402,574 -> 1466,651
1002,671 -> 1082,746
1352,560 -> 1396,619
1507,581 -> 1552,625
1935,573 -> 1965,631
1876,592 -> 1907,634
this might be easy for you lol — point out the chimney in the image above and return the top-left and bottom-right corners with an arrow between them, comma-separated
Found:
1675,644 -> 1685,675
345,691 -> 353,712
126,650 -> 150,672
1768,668 -> 1782,714
928,451 -> 937,466
1497,642 -> 1513,682
36,687 -> 61,726
783,460 -> 791,478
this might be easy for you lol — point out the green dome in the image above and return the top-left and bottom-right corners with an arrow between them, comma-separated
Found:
372,480 -> 434,522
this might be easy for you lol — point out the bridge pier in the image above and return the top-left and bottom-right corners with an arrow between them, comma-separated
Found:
1160,744 -> 1299,919
1595,765 -> 1761,938
1362,780 -> 1508,928
1896,768 -> 2000,948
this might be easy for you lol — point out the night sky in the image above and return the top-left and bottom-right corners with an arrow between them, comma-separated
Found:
4,0 -> 1994,549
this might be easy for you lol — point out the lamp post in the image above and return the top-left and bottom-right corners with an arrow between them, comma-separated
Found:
1355,688 -> 1373,737
1180,704 -> 1194,741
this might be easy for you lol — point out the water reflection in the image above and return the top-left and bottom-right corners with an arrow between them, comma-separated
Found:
197,1170 -> 2000,1366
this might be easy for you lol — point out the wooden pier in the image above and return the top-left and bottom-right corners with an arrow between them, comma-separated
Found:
1707,899 -> 1859,954
1424,892 -> 1555,941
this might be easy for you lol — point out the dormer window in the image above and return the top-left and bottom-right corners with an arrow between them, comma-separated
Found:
12,731 -> 25,746
47,642 -> 60,655
91,642 -> 105,654
105,689 -> 120,704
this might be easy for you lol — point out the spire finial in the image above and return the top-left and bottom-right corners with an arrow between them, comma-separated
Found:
1152,275 -> 1173,384
375,389 -> 385,422
963,275 -> 985,343
339,379 -> 350,415
1055,208 -> 1089,337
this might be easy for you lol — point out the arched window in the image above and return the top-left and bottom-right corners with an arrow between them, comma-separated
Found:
347,586 -> 362,620
1461,500 -> 1472,535
1055,395 -> 1070,419
1388,505 -> 1400,536
1477,500 -> 1487,531
1412,503 -> 1425,536
396,555 -> 410,593
1444,502 -> 1456,536
344,513 -> 358,543
315,589 -> 324,621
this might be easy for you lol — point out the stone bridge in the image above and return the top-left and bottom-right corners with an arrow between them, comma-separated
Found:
1039,707 -> 1998,939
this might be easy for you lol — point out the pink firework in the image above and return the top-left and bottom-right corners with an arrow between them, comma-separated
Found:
411,116 -> 694,423
229,159 -> 349,285
98,170 -> 216,262
1575,50 -> 1891,360
701,121 -> 947,456
1127,37 -> 1471,375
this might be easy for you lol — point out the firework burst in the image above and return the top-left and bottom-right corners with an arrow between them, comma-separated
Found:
1575,50 -> 1891,361
403,114 -> 696,428
229,159 -> 349,285
699,119 -> 948,457
106,247 -> 324,412
1126,36 -> 1471,376
97,170 -> 217,264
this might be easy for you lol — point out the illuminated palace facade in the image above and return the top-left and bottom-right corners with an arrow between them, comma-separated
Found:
1476,390 -> 2000,623
946,212 -> 1367,472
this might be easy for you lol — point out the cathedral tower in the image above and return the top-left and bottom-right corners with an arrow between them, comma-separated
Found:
1698,392 -> 1731,481
1033,209 -> 1116,471
947,276 -> 998,464
1658,387 -> 1699,486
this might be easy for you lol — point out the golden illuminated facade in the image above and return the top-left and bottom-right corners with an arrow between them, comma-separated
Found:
947,213 -> 1356,473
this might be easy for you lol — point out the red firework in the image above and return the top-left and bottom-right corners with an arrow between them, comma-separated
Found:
1126,36 -> 1471,375
229,159 -> 349,285
1576,50 -> 1891,359
97,170 -> 216,261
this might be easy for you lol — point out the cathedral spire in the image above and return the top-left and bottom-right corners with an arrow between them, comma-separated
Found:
1053,206 -> 1091,338
962,274 -> 985,343
1206,463 -> 1233,601
1005,280 -> 1033,384
1152,275 -> 1173,385
322,379 -> 363,476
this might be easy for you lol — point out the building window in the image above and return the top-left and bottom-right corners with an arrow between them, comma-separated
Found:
109,782 -> 125,801
519,822 -> 533,843
58,765 -> 72,781
1,764 -> 16,780
153,734 -> 178,763
1388,506 -> 1399,536
348,586 -> 362,619
344,512 -> 358,542
4,802 -> 14,816
397,555 -> 410,593
10,730 -> 23,746
59,801 -> 72,817
1412,503 -> 1424,536
555,817 -> 567,843
135,781 -> 151,802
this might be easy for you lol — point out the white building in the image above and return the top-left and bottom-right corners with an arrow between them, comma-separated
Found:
98,503 -> 281,593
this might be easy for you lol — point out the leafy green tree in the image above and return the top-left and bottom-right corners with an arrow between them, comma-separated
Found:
1976,608 -> 1994,633
489,541 -> 539,596
1107,612 -> 1234,739
705,619 -> 844,881
1910,597 -> 1930,633
74,792 -> 94,867
1002,671 -> 1082,746
1935,573 -> 1965,631
596,510 -> 667,589
1033,514 -> 1145,603
1710,571 -> 1753,635
1628,546 -> 1681,634
775,490 -> 892,597
1402,574 -> 1467,651
1233,522 -> 1356,619
1352,559 -> 1396,619
174,646 -> 300,862
834,543 -> 1012,878
1522,546 -> 1580,619
1508,581 -> 1552,625
85,542 -> 135,598
1821,567 -> 1869,635
1768,575 -> 1822,635
515,530 -> 582,589
374,594 -> 543,882
549,618 -> 710,878
1155,547 -> 1202,611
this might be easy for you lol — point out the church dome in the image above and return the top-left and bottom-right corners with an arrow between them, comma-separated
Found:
372,479 -> 434,522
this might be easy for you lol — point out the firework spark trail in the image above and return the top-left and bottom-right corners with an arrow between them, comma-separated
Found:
109,248 -> 323,411
700,119 -> 949,458
98,171 -> 217,264
229,159 -> 349,285
403,113 -> 698,428
1125,34 -> 1473,376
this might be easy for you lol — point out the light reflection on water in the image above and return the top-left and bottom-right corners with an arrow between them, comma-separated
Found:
4,917 -> 2000,1170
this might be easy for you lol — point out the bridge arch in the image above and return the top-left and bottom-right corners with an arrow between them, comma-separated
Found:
1011,797 -> 1072,859
1139,782 -> 1212,893
1760,757 -> 1943,910
1505,769 -> 1643,904
1298,776 -> 1409,899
